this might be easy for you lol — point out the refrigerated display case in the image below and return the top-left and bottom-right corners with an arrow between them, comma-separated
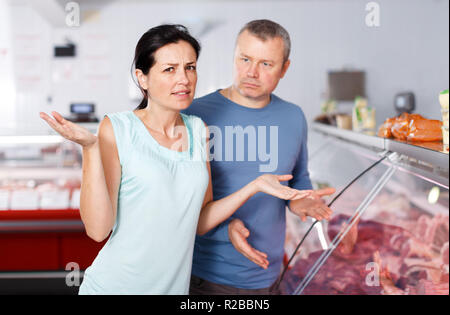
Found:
282,123 -> 449,295
0,135 -> 105,294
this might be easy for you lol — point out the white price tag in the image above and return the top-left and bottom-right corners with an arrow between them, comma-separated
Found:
10,189 -> 40,210
0,189 -> 10,210
40,189 -> 70,210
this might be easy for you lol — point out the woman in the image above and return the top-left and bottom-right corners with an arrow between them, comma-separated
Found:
40,25 -> 312,295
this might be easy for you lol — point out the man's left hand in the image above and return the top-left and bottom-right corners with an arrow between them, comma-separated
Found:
229,218 -> 269,270
289,187 -> 336,222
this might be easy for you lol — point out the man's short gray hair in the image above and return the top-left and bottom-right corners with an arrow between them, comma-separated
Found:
238,19 -> 291,63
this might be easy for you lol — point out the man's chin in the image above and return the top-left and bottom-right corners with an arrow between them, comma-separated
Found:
239,89 -> 267,101
236,85 -> 257,95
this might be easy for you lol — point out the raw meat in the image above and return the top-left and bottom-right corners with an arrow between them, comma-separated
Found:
282,214 -> 449,295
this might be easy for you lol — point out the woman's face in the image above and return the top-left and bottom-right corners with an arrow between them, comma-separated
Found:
137,40 -> 198,111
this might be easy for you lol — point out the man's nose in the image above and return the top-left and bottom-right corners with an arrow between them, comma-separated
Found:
247,63 -> 259,78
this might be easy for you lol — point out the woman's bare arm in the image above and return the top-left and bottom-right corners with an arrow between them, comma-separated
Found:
40,112 -> 120,242
80,117 -> 121,242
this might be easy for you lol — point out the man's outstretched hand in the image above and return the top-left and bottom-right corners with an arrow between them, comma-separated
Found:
228,218 -> 269,270
228,187 -> 335,270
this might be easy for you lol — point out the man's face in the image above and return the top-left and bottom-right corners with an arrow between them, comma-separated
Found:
232,30 -> 290,101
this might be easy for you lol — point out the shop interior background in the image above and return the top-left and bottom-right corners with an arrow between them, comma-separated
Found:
0,0 -> 448,136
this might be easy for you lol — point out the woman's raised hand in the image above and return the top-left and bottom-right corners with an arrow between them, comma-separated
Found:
253,174 -> 313,200
39,111 -> 98,148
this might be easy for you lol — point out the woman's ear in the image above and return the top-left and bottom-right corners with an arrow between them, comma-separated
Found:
135,69 -> 148,91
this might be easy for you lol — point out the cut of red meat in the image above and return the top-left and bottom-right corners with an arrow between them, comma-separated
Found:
283,214 -> 449,295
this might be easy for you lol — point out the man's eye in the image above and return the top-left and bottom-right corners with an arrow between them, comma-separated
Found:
164,67 -> 175,72
187,65 -> 196,71
263,62 -> 272,67
242,58 -> 249,62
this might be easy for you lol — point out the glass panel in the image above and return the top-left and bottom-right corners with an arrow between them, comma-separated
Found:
0,137 -> 81,168
308,131 -> 383,190
282,151 -> 391,294
283,132 -> 385,288
283,159 -> 449,295
0,138 -> 82,210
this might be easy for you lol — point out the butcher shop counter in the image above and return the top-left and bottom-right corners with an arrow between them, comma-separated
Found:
281,123 -> 449,295
0,135 -> 105,294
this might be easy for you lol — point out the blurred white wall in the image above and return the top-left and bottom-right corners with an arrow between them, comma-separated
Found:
3,0 -> 450,134
0,0 -> 17,131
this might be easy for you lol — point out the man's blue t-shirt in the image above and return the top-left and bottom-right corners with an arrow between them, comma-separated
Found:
183,90 -> 312,289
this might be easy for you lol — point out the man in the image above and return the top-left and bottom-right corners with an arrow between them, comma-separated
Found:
183,19 -> 335,295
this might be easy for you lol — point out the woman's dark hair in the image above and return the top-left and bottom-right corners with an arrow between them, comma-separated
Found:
132,24 -> 201,110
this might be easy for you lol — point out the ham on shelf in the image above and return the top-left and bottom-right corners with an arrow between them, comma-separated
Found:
378,113 -> 443,142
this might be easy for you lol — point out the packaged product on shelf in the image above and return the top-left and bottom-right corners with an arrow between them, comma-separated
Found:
61,178 -> 81,192
440,89 -> 449,110
39,189 -> 70,210
36,180 -> 81,210
336,114 -> 352,130
352,96 -> 376,133
70,188 -> 81,210
0,189 -> 9,210
10,189 -> 40,210
442,126 -> 449,150
320,99 -> 337,114
442,109 -> 449,129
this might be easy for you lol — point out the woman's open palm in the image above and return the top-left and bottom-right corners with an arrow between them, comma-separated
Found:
39,111 -> 97,148
254,174 -> 312,200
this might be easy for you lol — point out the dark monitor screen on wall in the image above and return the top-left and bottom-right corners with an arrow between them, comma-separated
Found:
328,71 -> 366,101
70,103 -> 95,114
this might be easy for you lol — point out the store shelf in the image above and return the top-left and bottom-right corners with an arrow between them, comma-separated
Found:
311,123 -> 385,151
0,123 -> 99,138
0,209 -> 80,220
312,122 -> 449,171
0,210 -> 83,233
385,139 -> 448,171
0,167 -> 81,180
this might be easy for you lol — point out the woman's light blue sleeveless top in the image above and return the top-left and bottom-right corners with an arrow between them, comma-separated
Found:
79,111 -> 209,295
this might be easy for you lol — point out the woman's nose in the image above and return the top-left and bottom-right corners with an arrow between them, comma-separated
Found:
176,69 -> 190,84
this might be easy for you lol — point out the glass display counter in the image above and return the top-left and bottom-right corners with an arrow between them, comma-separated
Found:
282,123 -> 449,295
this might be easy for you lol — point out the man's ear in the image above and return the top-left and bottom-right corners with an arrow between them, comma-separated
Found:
280,59 -> 291,79
135,69 -> 148,90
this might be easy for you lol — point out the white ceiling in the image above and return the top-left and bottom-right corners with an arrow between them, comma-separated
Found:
14,0 -> 283,27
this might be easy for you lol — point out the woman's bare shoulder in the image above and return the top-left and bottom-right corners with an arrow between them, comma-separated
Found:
97,116 -> 118,151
